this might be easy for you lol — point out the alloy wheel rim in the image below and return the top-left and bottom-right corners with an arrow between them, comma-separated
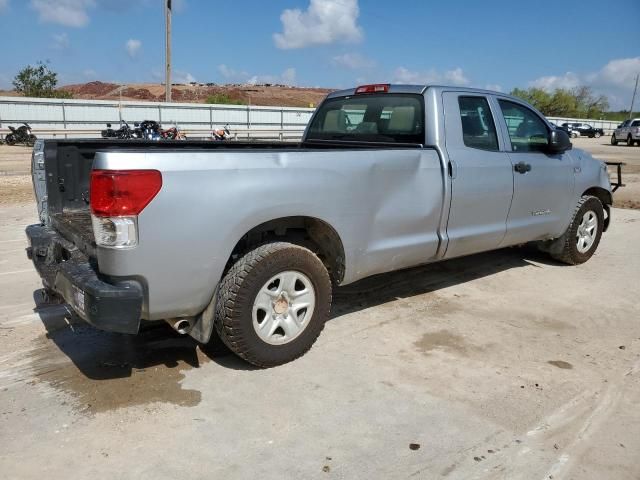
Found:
252,270 -> 316,345
576,210 -> 598,253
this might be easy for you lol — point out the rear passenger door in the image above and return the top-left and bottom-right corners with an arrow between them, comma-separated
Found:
442,92 -> 514,259
496,99 -> 574,245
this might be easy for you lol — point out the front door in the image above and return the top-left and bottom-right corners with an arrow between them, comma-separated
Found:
495,99 -> 575,246
442,92 -> 514,259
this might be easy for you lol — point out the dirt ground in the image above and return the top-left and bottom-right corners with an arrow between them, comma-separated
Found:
0,139 -> 639,479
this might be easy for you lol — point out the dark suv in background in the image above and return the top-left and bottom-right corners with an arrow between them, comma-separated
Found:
561,122 -> 604,138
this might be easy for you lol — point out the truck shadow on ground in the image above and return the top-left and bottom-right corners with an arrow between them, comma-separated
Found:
32,245 -> 558,411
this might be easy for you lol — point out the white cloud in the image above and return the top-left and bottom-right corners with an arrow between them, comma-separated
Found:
218,64 -> 249,81
30,0 -> 95,27
174,71 -> 196,84
393,66 -> 470,86
274,0 -> 363,49
0,0 -> 9,13
52,33 -> 70,50
125,39 -> 142,59
529,57 -> 640,109
332,53 -> 375,70
529,72 -> 581,90
218,65 -> 297,86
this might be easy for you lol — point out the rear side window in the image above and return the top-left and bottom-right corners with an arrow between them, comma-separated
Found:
306,94 -> 424,144
498,100 -> 549,152
458,96 -> 498,151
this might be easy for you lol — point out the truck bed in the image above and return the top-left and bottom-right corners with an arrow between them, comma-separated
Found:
38,139 -> 424,258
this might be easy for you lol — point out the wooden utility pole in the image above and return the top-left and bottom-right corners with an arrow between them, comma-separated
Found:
165,0 -> 172,102
629,73 -> 639,120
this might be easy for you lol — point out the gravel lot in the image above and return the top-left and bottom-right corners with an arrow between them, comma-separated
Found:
0,139 -> 639,479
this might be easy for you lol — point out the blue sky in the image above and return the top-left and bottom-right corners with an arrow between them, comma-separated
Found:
1,0 -> 639,108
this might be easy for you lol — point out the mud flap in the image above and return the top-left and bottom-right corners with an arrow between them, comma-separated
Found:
188,285 -> 219,344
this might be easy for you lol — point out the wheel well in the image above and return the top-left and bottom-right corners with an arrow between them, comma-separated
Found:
583,187 -> 612,231
227,217 -> 345,283
583,187 -> 612,207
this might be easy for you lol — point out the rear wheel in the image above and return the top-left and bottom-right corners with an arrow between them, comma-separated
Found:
5,134 -> 16,146
214,242 -> 332,367
594,131 -> 601,138
628,134 -> 634,146
549,195 -> 604,265
611,134 -> 618,145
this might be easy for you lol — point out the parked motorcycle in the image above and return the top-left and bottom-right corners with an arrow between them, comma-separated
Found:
5,123 -> 36,146
162,124 -> 187,140
101,121 -> 137,139
211,124 -> 231,141
139,120 -> 162,140
101,123 -> 118,138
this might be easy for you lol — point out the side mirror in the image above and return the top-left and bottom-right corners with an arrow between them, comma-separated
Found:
548,129 -> 572,154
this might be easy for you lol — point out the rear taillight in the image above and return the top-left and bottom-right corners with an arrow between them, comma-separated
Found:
90,169 -> 162,217
90,170 -> 162,248
355,84 -> 390,94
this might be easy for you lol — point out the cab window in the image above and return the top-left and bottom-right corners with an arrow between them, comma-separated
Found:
498,100 -> 549,152
458,96 -> 498,151
307,94 -> 424,144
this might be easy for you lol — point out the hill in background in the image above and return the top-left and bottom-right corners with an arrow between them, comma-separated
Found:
0,81 -> 334,108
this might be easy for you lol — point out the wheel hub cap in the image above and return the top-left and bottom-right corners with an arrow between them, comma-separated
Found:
252,270 -> 316,345
576,210 -> 597,254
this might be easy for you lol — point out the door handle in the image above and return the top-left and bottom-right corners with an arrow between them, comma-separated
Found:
514,161 -> 532,174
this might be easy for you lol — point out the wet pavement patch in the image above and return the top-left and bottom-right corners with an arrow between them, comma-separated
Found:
27,315 -> 234,414
414,330 -> 480,356
547,360 -> 573,370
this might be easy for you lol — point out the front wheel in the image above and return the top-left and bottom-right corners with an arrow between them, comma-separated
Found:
611,134 -> 618,145
214,242 -> 332,367
571,132 -> 578,138
549,195 -> 604,265
628,135 -> 634,146
594,132 -> 601,138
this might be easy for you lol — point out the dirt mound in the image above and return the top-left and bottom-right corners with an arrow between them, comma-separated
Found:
61,81 -> 120,97
57,82 -> 333,107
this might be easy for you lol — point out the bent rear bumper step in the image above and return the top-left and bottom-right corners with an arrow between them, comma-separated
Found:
26,224 -> 143,334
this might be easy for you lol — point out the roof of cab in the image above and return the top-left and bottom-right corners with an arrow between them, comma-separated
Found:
326,84 -> 509,99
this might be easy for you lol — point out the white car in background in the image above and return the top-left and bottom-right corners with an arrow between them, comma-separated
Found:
611,118 -> 640,146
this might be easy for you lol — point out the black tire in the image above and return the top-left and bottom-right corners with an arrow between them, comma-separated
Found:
549,195 -> 604,265
5,134 -> 16,146
214,242 -> 332,367
628,135 -> 634,146
594,132 -> 601,138
26,134 -> 36,147
610,134 -> 617,145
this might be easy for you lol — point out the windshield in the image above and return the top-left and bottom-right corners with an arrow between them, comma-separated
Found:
306,93 -> 425,144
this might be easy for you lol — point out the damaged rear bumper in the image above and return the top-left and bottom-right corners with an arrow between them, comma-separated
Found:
25,224 -> 143,334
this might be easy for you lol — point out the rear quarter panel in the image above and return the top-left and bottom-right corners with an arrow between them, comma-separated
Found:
94,148 -> 445,319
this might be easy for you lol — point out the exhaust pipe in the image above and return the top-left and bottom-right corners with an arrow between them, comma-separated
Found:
166,318 -> 193,335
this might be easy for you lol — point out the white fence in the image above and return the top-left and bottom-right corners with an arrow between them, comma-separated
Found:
0,96 -> 314,140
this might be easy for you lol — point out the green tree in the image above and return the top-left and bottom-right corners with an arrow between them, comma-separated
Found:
510,86 -> 609,118
12,61 -> 72,99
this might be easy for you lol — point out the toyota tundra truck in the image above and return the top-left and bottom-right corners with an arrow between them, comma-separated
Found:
26,84 -> 614,367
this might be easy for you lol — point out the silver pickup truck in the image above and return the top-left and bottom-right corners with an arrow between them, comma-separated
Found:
26,84 -> 614,367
